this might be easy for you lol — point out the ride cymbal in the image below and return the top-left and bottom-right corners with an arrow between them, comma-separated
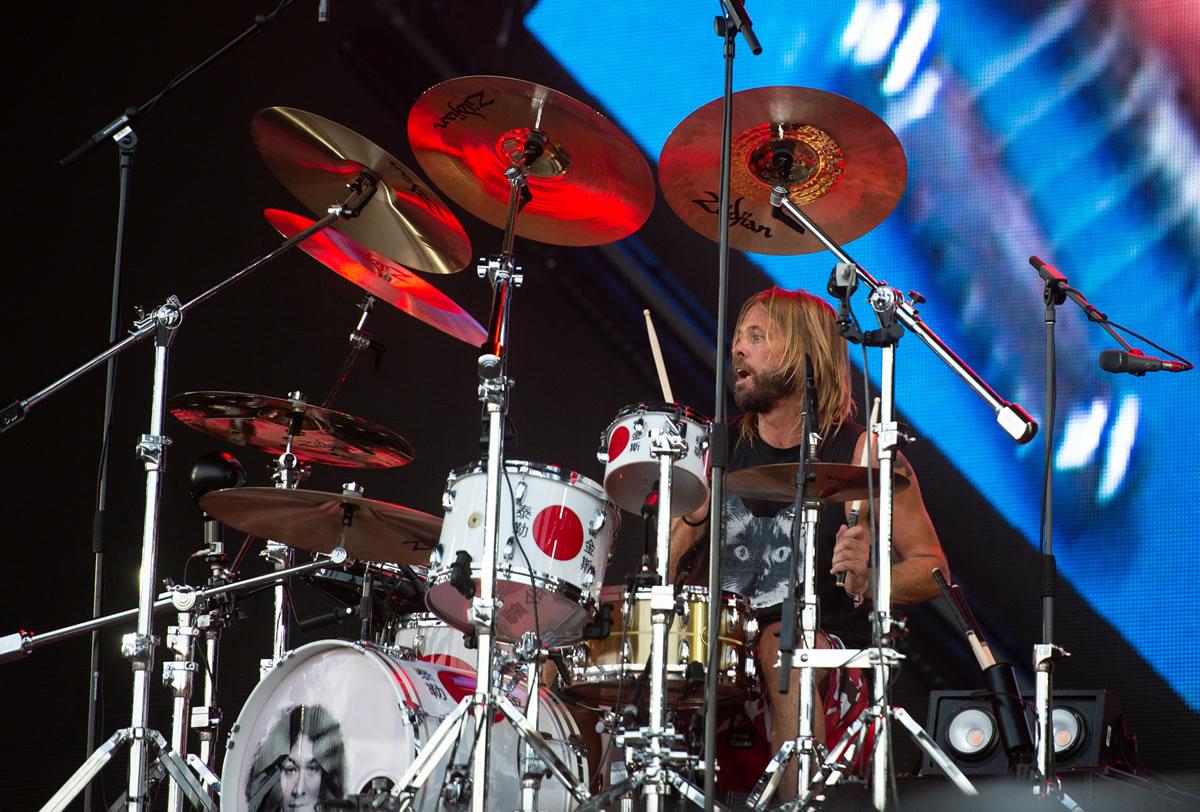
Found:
724,462 -> 909,503
252,106 -> 471,274
265,209 -> 486,346
169,391 -> 414,469
658,87 -> 906,255
199,487 -> 441,565
408,75 -> 655,247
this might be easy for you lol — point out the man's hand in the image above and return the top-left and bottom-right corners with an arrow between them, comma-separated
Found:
832,522 -> 870,596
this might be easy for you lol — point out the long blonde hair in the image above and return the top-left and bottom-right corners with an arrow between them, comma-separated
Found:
736,287 -> 854,447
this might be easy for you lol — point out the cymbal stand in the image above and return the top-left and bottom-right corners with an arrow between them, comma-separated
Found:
260,393 -> 313,677
163,586 -> 221,811
27,178 -> 377,811
261,297 -> 386,665
579,426 -> 720,812
766,188 -> 991,810
391,163 -> 586,812
192,525 -> 233,792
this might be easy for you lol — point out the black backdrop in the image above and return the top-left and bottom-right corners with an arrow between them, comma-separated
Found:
3,2 -> 1197,809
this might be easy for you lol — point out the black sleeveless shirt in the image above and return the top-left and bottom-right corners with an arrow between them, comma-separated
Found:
721,415 -> 870,646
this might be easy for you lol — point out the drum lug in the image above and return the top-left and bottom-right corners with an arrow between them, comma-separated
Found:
589,509 -> 606,533
429,543 -> 444,569
442,488 -> 455,511
514,479 -> 527,504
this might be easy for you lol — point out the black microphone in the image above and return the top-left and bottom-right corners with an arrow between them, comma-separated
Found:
1099,349 -> 1188,375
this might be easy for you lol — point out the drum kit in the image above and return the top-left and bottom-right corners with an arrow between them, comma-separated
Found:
2,48 -> 1031,811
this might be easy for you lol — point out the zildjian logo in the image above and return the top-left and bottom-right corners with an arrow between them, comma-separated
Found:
691,191 -> 774,237
433,90 -> 494,129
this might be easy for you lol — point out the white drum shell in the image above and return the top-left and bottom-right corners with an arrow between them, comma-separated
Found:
427,460 -> 619,645
601,404 -> 711,516
221,640 -> 586,811
378,612 -> 476,672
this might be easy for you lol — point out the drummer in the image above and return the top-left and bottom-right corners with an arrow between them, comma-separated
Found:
669,286 -> 949,799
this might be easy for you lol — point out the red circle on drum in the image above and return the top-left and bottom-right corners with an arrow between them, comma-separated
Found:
608,425 -> 630,460
532,506 -> 584,561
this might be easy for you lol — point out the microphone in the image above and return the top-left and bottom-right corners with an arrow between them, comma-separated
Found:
1099,349 -> 1188,375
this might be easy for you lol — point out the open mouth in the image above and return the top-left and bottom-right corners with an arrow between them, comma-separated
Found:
734,367 -> 752,383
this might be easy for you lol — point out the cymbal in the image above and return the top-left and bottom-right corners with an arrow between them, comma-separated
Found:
724,462 -> 909,503
199,486 -> 441,565
251,106 -> 471,274
265,208 -> 487,346
658,87 -> 907,255
407,75 -> 655,247
169,391 -> 414,469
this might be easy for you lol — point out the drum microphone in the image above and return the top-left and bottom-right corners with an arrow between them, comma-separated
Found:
296,605 -> 356,632
448,550 -> 476,600
1099,349 -> 1189,374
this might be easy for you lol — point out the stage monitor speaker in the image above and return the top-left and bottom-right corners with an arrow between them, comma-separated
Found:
921,689 -> 1131,776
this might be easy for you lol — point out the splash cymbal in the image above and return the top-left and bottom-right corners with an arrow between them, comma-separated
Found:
725,462 -> 909,503
169,391 -> 414,469
252,106 -> 471,274
407,75 -> 655,247
658,87 -> 906,255
265,209 -> 486,346
199,486 -> 441,565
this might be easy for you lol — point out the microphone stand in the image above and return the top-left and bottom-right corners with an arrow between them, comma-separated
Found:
55,9 -> 297,800
703,6 -> 762,809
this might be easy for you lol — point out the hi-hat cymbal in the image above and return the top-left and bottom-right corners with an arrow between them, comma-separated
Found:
199,486 -> 441,565
169,391 -> 414,469
265,208 -> 487,346
725,462 -> 909,503
658,87 -> 906,255
252,106 -> 471,274
407,75 -> 655,247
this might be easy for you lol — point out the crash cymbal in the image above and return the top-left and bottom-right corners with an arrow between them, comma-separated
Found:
407,75 -> 655,247
169,391 -> 414,469
724,462 -> 909,503
199,486 -> 441,565
251,106 -> 471,274
658,87 -> 906,255
265,209 -> 487,346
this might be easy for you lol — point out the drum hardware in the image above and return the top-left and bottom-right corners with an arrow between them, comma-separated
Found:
186,451 -> 247,793
54,12 -> 301,802
744,189 -> 1017,812
393,73 -> 661,808
5,170 -> 375,810
391,149 -> 589,812
579,416 -> 719,812
29,551 -> 347,811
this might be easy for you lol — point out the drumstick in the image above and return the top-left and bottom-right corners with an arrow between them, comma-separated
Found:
643,309 -> 675,403
838,397 -> 880,588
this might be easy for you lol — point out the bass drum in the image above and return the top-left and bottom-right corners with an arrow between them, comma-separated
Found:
221,640 -> 588,811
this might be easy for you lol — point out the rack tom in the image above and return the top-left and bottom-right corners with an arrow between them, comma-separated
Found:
599,403 -> 711,516
426,460 -> 620,646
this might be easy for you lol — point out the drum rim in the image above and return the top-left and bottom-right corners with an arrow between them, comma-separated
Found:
426,567 -> 591,606
447,458 -> 609,501
609,401 -> 713,426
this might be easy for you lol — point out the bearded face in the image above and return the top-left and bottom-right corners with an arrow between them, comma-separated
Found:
733,362 -> 796,413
